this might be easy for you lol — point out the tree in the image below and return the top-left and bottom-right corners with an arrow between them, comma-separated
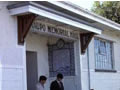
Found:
91,1 -> 120,24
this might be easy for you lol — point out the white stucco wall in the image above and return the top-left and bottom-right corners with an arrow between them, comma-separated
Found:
81,30 -> 120,90
26,33 -> 49,90
0,2 -> 81,90
1,1 -> 120,90
0,2 -> 26,90
26,32 -> 82,90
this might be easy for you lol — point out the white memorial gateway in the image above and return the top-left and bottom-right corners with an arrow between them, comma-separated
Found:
1,1 -> 120,90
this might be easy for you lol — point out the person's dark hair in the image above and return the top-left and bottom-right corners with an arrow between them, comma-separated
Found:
57,73 -> 63,79
39,76 -> 47,82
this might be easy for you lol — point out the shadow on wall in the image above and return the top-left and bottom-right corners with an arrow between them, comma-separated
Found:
0,60 -> 2,90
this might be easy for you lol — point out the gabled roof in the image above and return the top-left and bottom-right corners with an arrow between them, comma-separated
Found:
48,1 -> 120,32
7,1 -> 120,34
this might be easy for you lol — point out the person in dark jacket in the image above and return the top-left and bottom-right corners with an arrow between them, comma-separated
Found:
50,73 -> 64,90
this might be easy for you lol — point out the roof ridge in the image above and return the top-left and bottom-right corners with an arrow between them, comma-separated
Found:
59,1 -> 120,28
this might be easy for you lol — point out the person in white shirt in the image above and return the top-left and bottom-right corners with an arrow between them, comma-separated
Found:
36,76 -> 47,90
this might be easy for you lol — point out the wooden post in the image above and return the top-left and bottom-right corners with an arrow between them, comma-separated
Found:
17,14 -> 37,45
80,32 -> 95,54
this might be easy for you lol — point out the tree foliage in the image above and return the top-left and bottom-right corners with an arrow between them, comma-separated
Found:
92,1 -> 120,24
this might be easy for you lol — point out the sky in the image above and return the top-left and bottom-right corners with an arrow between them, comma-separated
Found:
70,1 -> 94,10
